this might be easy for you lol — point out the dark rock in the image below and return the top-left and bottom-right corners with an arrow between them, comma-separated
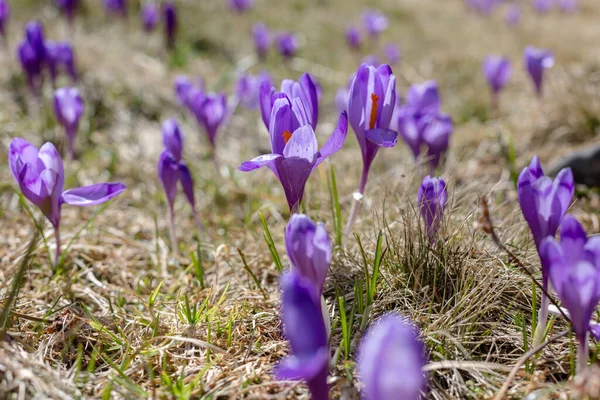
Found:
547,144 -> 600,187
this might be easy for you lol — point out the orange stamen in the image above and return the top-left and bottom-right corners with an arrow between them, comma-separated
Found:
369,93 -> 380,130
283,130 -> 293,144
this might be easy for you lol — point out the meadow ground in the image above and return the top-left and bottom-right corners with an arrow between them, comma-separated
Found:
2,0 -> 600,399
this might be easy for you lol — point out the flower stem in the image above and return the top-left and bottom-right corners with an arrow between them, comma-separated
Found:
168,208 -> 178,255
577,333 -> 589,375
344,168 -> 368,238
532,292 -> 550,348
54,227 -> 61,269
192,207 -> 204,234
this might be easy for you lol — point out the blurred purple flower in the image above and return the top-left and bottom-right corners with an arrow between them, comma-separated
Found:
276,32 -> 298,60
259,73 -> 319,132
285,214 -> 331,294
397,81 -> 453,171
505,4 -> 521,26
174,75 -> 204,107
54,87 -> 84,159
358,313 -> 426,400
348,63 -> 398,195
236,71 -> 272,110
239,109 -> 348,212
8,138 -> 125,264
104,0 -> 127,16
362,9 -> 388,38
0,0 -> 9,37
335,87 -> 349,114
558,0 -> 577,12
163,1 -> 177,49
345,27 -> 362,50
418,176 -> 448,241
141,3 -> 159,32
540,215 -> 600,372
384,43 -> 401,66
190,92 -> 228,150
482,55 -> 511,107
25,20 -> 45,58
55,0 -> 79,21
45,41 -> 77,84
228,0 -> 253,12
252,23 -> 271,60
361,55 -> 380,67
532,0 -> 552,13
18,21 -> 46,93
276,271 -> 330,400
524,46 -> 554,97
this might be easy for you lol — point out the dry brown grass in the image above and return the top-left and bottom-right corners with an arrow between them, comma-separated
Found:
2,0 -> 600,399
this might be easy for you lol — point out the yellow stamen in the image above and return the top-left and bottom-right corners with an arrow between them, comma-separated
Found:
369,93 -> 380,130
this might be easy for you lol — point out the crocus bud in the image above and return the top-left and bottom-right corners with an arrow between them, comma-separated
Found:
345,27 -> 361,50
276,32 -> 298,61
524,46 -> 554,97
45,41 -> 77,84
162,118 -> 183,162
163,1 -> 177,50
228,0 -> 253,12
358,313 -> 426,400
54,87 -> 84,158
104,0 -> 127,16
417,176 -> 448,241
141,3 -> 159,32
0,0 -> 10,37
482,55 -> 512,101
252,23 -> 270,60
18,40 -> 43,92
25,21 -> 45,60
55,0 -> 80,22
384,43 -> 401,66
236,71 -> 272,110
505,4 -> 521,26
285,214 -> 331,294
276,271 -> 330,400
191,92 -> 227,150
361,9 -> 388,39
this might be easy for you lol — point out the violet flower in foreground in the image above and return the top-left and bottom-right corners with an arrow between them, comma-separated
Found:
163,1 -> 177,50
276,271 -> 330,400
285,214 -> 331,294
55,0 -> 79,22
252,23 -> 271,60
358,313 -> 426,400
54,87 -> 84,159
362,9 -> 388,39
0,0 -> 10,37
517,156 -> 574,346
418,176 -> 448,242
345,27 -> 362,50
158,119 -> 202,251
524,46 -> 554,97
141,3 -> 159,32
239,106 -> 348,212
540,215 -> 600,373
8,138 -> 125,265
276,32 -> 298,61
482,55 -> 512,109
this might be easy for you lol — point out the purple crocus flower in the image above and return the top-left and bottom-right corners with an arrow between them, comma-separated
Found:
163,1 -> 177,50
505,4 -> 521,26
55,0 -> 79,22
18,40 -> 44,93
190,92 -> 228,151
358,313 -> 426,400
104,0 -> 127,16
345,27 -> 362,50
174,75 -> 204,107
361,55 -> 380,67
285,214 -> 331,294
482,55 -> 512,108
517,156 -> 574,346
384,43 -> 401,66
252,23 -> 271,60
540,215 -> 600,373
347,63 -> 398,195
141,3 -> 159,32
532,0 -> 552,13
276,271 -> 329,400
558,0 -> 577,12
276,32 -> 298,61
418,176 -> 448,242
259,73 -> 319,132
25,21 -> 45,60
158,119 -> 202,250
54,87 -> 84,159
239,109 -> 348,212
397,81 -> 453,172
362,10 -> 388,39
524,46 -> 554,97
236,71 -> 272,110
0,0 -> 10,37
45,41 -> 77,84
8,138 -> 125,265
228,0 -> 253,12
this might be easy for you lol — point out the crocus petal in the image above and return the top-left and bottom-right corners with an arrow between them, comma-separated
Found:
9,137 -> 39,182
276,156 -> 315,212
283,125 -> 318,161
259,81 -> 275,129
314,111 -> 348,168
61,182 -> 126,206
554,168 -> 574,217
178,162 -> 196,209
238,153 -> 281,172
269,96 -> 294,155
366,128 -> 398,148
37,142 -> 65,197
158,151 -> 179,208
276,347 -> 329,382
162,119 -> 184,162
299,73 -> 319,129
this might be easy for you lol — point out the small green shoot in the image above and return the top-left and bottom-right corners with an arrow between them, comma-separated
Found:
259,212 -> 283,272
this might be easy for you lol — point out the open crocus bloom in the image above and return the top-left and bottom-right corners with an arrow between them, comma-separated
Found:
239,101 -> 347,212
524,46 -> 554,96
9,138 -> 126,229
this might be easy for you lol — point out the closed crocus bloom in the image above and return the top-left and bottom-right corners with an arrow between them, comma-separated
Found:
55,0 -> 79,21
8,138 -> 125,264
345,27 -> 362,50
505,4 -> 521,26
252,23 -> 271,60
239,106 -> 348,212
45,41 -> 77,83
191,92 -> 227,150
358,313 -> 426,400
163,1 -> 177,49
104,0 -> 127,16
285,214 -> 331,294
540,216 -> 600,373
18,40 -> 43,93
236,71 -> 272,110
384,43 -> 401,66
483,55 -> 511,98
532,0 -> 552,13
418,176 -> 448,241
162,118 -> 183,162
141,3 -> 159,32
276,271 -> 329,400
54,87 -> 84,159
276,32 -> 298,61
0,0 -> 10,37
524,46 -> 554,97
228,0 -> 253,12
362,9 -> 388,39
25,21 -> 45,60
174,75 -> 204,107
